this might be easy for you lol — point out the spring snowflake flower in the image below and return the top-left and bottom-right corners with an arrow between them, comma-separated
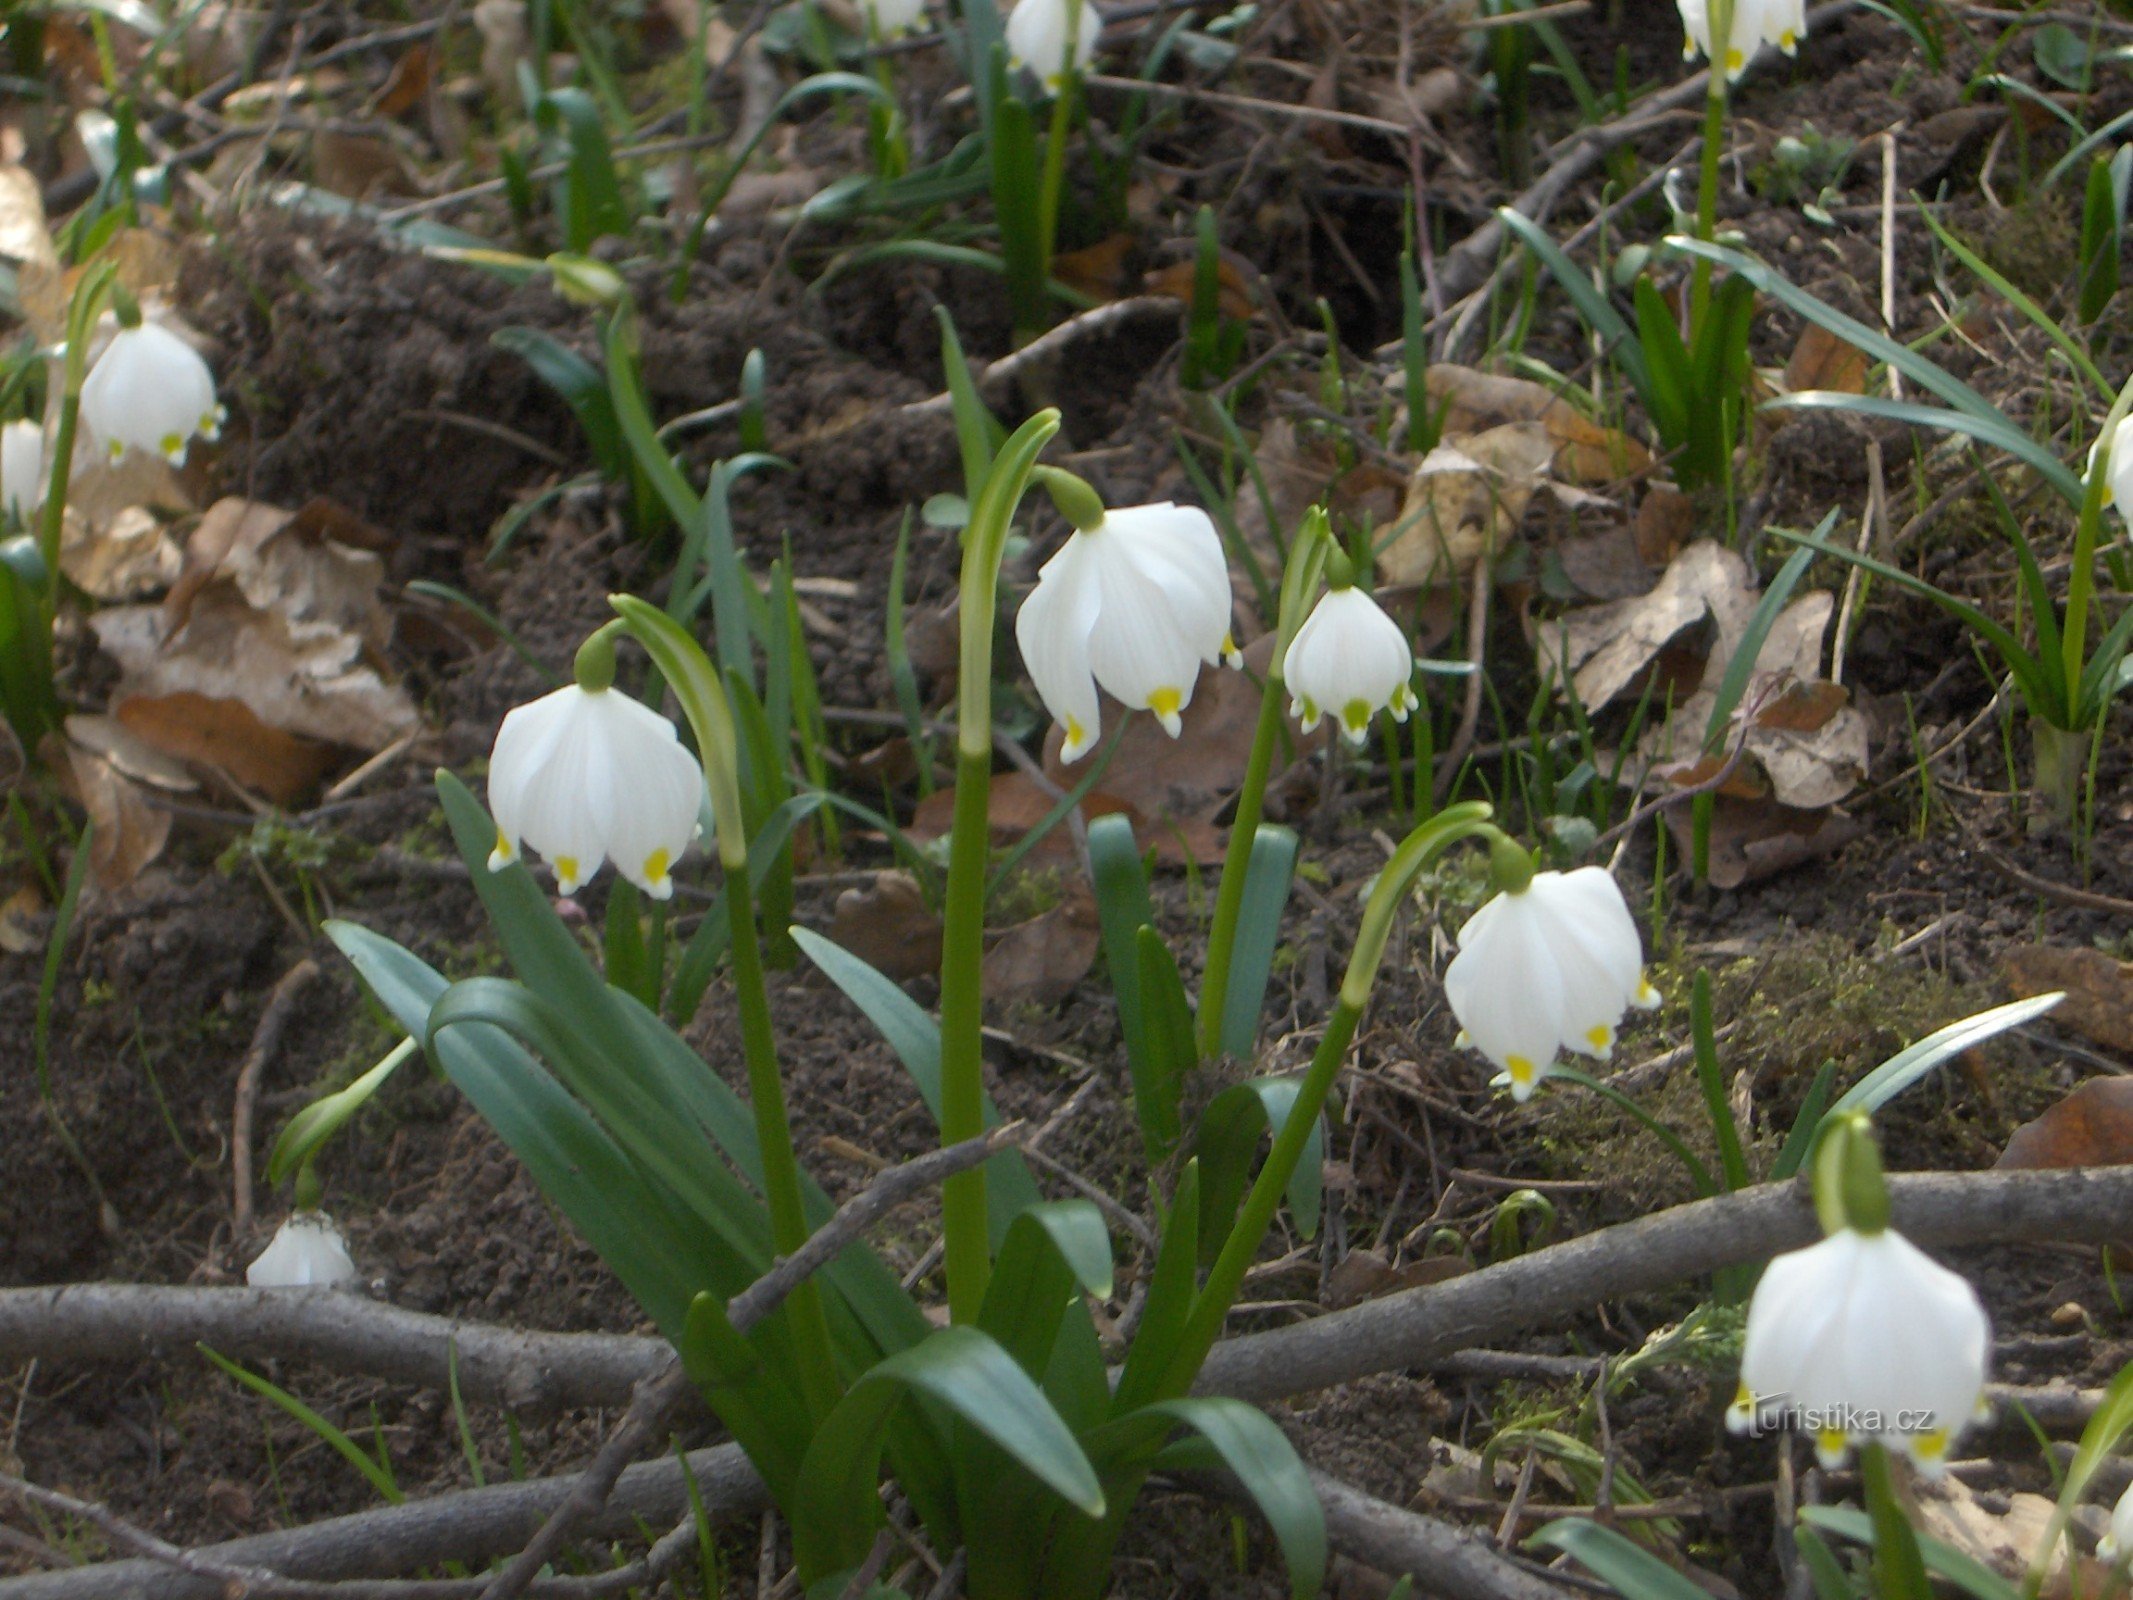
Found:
2100,1480 -> 2133,1565
80,322 -> 225,467
1678,0 -> 1803,80
1443,865 -> 1659,1100
1727,1225 -> 1990,1475
1015,501 -> 1238,762
1283,583 -> 1417,747
246,1212 -> 360,1289
487,684 -> 706,898
1005,0 -> 1101,84
861,0 -> 926,32
1,421 -> 41,521
2093,414 -> 2133,514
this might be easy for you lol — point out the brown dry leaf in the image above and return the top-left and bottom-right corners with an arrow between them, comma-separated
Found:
1634,483 -> 1696,565
1381,424 -> 1554,585
1754,679 -> 1851,733
1419,364 -> 1652,484
0,885 -> 44,955
90,496 -> 420,754
825,870 -> 942,982
117,692 -> 337,805
1541,542 -> 1870,812
48,735 -> 172,889
0,161 -> 58,277
1661,797 -> 1859,890
1142,254 -> 1254,320
371,43 -> 431,116
61,503 -> 184,600
313,131 -> 414,199
1323,1249 -> 1468,1310
1999,1078 -> 2133,1170
1910,1476 -> 2076,1591
982,882 -> 1101,1007
2002,943 -> 2133,1055
1554,525 -> 1659,603
1053,234 -> 1135,303
1782,322 -> 1869,396
64,712 -> 199,795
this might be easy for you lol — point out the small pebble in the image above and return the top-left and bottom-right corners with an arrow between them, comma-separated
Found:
2050,1301 -> 2088,1329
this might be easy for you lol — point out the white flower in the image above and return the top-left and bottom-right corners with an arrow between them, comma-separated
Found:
1,421 -> 41,521
1443,866 -> 1659,1100
1678,0 -> 1802,79
1283,585 -> 1416,747
861,0 -> 926,32
2099,1480 -> 2133,1565
1727,1226 -> 1990,1475
487,684 -> 705,898
246,1212 -> 360,1289
1015,501 -> 1237,763
2094,414 -> 2133,514
80,322 -> 225,467
1005,0 -> 1101,84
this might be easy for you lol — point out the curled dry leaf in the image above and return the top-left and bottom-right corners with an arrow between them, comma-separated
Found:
1909,1476 -> 2074,1591
1540,541 -> 1871,813
116,692 -> 337,805
825,870 -> 942,983
62,502 -> 185,601
1380,423 -> 1554,585
1998,1077 -> 2133,1171
2001,943 -> 2133,1056
1661,796 -> 1861,891
46,733 -> 173,890
1781,322 -> 1869,397
0,160 -> 58,280
981,881 -> 1101,1008
89,496 -> 420,769
1415,364 -> 1653,484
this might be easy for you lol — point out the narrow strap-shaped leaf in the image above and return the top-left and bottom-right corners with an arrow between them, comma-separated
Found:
1826,993 -> 2065,1124
791,926 -> 1042,1245
1193,1078 -> 1324,1268
1529,1519 -> 1714,1598
1497,206 -> 1648,400
1111,1160 -> 1201,1415
490,326 -> 626,477
790,1326 -> 1105,1585
1218,825 -> 1299,1062
1128,1399 -> 1325,1600
1131,926 -> 1194,1160
977,1201 -> 1114,1379
680,1291 -> 810,1499
1088,813 -> 1158,1110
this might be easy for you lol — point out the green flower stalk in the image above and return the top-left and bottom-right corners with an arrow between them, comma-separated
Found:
610,597 -> 844,1419
938,409 -> 1063,1323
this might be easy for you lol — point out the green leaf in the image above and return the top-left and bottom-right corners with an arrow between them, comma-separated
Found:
1771,1061 -> 1837,1183
1218,825 -> 1299,1062
265,1036 -> 418,1187
1826,993 -> 2065,1124
1793,1524 -> 1855,1600
1704,539 -> 1820,752
1530,1519 -> 1711,1598
790,1326 -> 1105,1584
1802,1506 -> 2018,1600
491,326 -> 626,478
1129,1399 -> 1325,1600
1112,1160 -> 1200,1415
791,926 -> 1042,1245
935,307 -> 999,501
667,792 -> 826,1022
978,1200 -> 1113,1379
2019,1353 -> 2133,1593
679,1291 -> 811,1498
540,86 -> 632,250
327,921 -> 709,1338
1195,1077 -> 1323,1268
1916,205 -> 2110,397
1088,811 -> 1159,1091
1689,971 -> 1748,1193
1766,391 -> 2088,507
1498,207 -> 1649,403
201,1345 -> 405,1505
1132,926 -> 1195,1160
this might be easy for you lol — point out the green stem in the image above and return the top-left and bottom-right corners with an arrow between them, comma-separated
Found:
726,865 -> 842,1420
937,410 -> 1062,1323
1195,666 -> 1285,1057
1036,69 -> 1078,299
1157,803 -> 1495,1396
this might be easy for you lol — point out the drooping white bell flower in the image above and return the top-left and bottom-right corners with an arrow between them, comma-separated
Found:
1005,0 -> 1101,85
80,321 -> 225,467
1678,0 -> 1801,80
1015,501 -> 1238,763
1443,865 -> 1660,1100
1727,1225 -> 1990,1475
2093,414 -> 2133,515
246,1212 -> 361,1289
1283,584 -> 1417,747
1,421 -> 41,521
2098,1480 -> 2133,1565
861,0 -> 926,33
487,684 -> 706,898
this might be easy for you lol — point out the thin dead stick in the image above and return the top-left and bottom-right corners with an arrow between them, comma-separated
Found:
1082,72 -> 1412,138
1434,551 -> 1492,805
477,1123 -> 1023,1600
897,297 -> 1179,419
231,958 -> 322,1247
